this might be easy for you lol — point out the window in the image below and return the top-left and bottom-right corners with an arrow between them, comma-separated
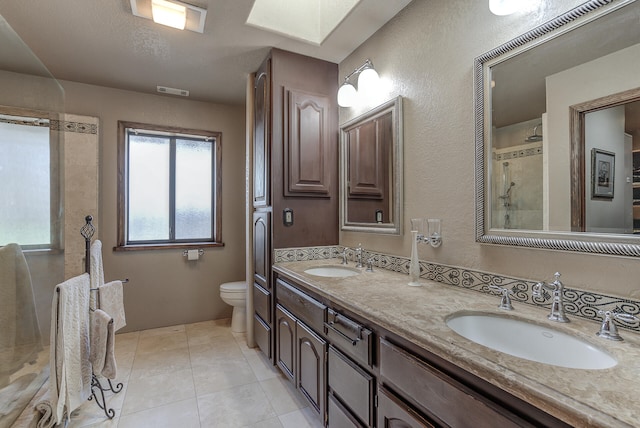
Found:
0,110 -> 59,250
117,121 -> 222,249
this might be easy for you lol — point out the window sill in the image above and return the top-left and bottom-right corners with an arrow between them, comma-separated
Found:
113,242 -> 224,252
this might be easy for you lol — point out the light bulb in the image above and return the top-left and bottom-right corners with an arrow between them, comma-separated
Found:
357,67 -> 380,94
337,82 -> 357,107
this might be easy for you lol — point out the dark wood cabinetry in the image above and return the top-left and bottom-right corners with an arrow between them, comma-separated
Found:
275,279 -> 328,423
272,268 -> 573,428
251,50 -> 338,363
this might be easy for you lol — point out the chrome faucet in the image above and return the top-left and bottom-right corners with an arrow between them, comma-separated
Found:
489,285 -> 514,311
596,310 -> 639,341
355,243 -> 364,268
339,250 -> 348,265
533,272 -> 569,323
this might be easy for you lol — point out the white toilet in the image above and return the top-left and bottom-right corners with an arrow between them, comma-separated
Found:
219,281 -> 247,333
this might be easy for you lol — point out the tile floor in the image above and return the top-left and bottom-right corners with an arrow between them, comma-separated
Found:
63,319 -> 323,427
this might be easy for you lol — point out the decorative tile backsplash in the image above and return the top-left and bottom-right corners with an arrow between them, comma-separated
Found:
274,245 -> 640,334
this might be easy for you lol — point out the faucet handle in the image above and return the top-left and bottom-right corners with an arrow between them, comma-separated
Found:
489,285 -> 514,311
339,251 -> 348,265
597,310 -> 639,341
366,258 -> 374,272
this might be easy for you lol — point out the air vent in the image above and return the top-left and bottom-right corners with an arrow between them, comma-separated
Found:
157,85 -> 189,97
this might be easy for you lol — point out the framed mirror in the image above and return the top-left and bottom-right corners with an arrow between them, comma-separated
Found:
340,96 -> 403,235
475,0 -> 640,256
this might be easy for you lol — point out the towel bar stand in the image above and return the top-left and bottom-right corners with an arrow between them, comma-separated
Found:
81,215 -> 124,419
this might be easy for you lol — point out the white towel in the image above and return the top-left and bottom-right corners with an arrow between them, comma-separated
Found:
89,309 -> 111,375
89,240 -> 105,311
101,319 -> 117,380
0,243 -> 42,387
98,280 -> 126,332
44,273 -> 92,426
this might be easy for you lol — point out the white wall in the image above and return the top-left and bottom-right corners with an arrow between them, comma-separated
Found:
546,43 -> 640,230
339,0 -> 640,299
584,106 -> 630,233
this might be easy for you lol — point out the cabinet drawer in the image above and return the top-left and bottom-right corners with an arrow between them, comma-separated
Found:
253,314 -> 271,360
328,346 -> 373,427
377,386 -> 435,428
325,308 -> 373,368
380,338 -> 526,428
276,279 -> 326,332
253,282 -> 271,322
328,394 -> 364,428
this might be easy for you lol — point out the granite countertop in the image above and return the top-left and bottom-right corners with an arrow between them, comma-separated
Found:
273,260 -> 640,428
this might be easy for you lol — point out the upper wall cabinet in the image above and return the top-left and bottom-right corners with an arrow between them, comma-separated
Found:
284,88 -> 331,197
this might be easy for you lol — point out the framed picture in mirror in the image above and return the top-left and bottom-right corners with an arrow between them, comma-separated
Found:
592,148 -> 615,199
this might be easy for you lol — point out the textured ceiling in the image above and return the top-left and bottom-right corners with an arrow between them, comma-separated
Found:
0,0 -> 412,105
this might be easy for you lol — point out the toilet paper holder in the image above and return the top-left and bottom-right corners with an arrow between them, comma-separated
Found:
183,249 -> 204,259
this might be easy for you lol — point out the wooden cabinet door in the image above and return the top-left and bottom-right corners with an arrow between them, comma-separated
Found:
275,304 -> 296,382
284,87 -> 332,197
377,387 -> 435,428
253,59 -> 270,207
296,321 -> 327,421
252,211 -> 270,289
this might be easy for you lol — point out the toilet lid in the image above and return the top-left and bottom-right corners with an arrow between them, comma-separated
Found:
220,281 -> 246,292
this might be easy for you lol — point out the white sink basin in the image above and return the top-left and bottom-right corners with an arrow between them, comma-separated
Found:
303,265 -> 360,278
446,313 -> 617,370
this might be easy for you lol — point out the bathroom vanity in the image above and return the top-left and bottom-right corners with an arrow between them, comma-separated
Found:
270,260 -> 640,428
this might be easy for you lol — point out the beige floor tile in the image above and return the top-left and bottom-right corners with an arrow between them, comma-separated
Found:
259,376 -> 309,416
118,398 -> 200,428
191,355 -> 258,396
115,331 -> 139,354
278,407 -> 324,428
245,416 -> 284,428
189,339 -> 245,367
244,349 -> 280,381
185,318 -> 231,337
197,382 -> 276,427
138,324 -> 186,338
188,329 -> 240,350
121,368 -> 195,415
136,331 -> 188,355
130,346 -> 191,379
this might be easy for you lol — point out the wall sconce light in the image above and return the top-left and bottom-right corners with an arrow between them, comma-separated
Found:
411,218 -> 442,248
130,0 -> 207,33
337,59 -> 380,107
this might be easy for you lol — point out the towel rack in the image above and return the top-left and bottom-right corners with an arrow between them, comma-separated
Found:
80,215 -> 124,419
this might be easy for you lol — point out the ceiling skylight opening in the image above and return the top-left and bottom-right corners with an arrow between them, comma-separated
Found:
246,0 -> 361,45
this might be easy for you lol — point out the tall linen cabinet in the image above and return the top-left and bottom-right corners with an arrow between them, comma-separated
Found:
251,49 -> 339,362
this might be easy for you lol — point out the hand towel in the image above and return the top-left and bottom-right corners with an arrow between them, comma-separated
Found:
89,309 -> 111,375
98,280 -> 126,332
0,243 -> 42,387
101,319 -> 117,380
47,273 -> 92,426
89,240 -> 105,310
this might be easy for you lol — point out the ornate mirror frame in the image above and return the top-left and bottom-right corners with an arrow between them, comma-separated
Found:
474,0 -> 640,257
340,96 -> 403,235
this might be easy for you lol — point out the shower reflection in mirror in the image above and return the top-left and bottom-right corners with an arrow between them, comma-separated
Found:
491,118 -> 544,230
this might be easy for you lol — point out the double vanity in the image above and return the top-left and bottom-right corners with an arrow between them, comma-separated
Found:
267,258 -> 640,428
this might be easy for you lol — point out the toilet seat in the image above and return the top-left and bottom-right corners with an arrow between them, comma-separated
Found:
220,281 -> 246,293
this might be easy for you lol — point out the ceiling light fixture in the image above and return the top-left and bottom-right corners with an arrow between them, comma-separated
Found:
337,59 -> 380,108
151,0 -> 186,30
130,0 -> 207,33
